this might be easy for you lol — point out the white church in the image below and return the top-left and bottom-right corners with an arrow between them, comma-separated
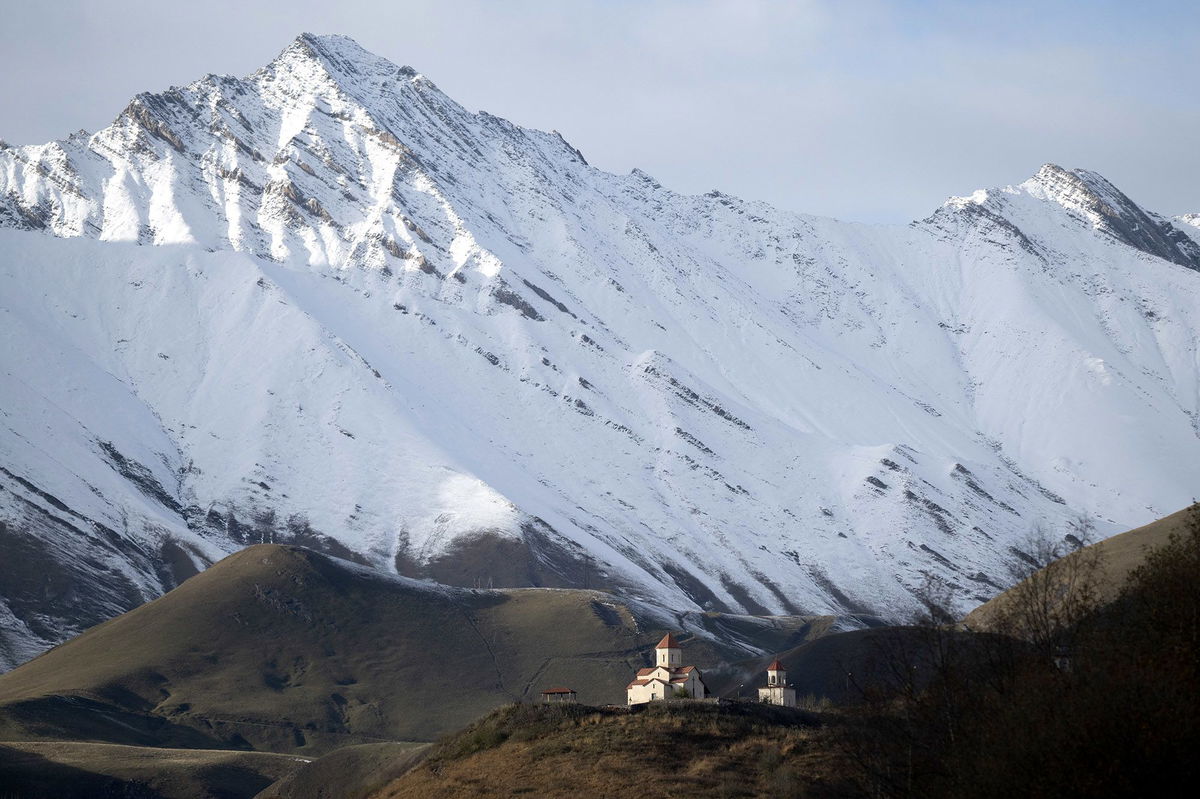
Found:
626,633 -> 708,704
757,659 -> 797,707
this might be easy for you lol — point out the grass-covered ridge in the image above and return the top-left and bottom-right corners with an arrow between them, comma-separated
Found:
0,543 -> 849,755
369,506 -> 1200,798
373,701 -> 850,798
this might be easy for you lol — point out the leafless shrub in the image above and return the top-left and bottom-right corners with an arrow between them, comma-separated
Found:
991,513 -> 1105,661
836,506 -> 1199,798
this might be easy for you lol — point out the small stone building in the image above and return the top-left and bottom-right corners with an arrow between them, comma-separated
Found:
626,633 -> 708,704
757,659 -> 797,707
541,687 -> 577,704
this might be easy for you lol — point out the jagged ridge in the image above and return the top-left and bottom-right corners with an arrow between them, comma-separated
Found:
1,34 -> 1199,670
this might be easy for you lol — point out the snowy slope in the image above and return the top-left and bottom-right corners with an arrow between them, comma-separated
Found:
2,34 -> 1198,668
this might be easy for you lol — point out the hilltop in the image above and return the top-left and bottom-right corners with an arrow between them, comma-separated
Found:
0,544 -> 850,755
359,702 -> 849,799
0,503 -> 1195,796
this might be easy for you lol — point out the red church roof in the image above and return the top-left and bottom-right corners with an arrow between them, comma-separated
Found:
767,659 -> 785,671
656,632 -> 680,649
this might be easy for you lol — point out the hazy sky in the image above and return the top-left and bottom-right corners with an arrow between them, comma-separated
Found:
1,0 -> 1196,223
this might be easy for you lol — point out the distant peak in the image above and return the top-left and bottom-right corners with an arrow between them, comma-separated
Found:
1026,163 -> 1125,208
1022,164 -> 1200,271
630,167 -> 661,188
273,32 -> 372,73
261,32 -> 423,93
297,31 -> 354,46
931,165 -> 1200,271
1032,162 -> 1075,182
292,32 -> 373,62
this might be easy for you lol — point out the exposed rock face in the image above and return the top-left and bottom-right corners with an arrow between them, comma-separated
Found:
1020,164 -> 1200,271
2,34 -> 1200,669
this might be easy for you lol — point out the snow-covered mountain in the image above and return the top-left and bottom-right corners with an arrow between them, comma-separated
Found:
2,33 -> 1198,669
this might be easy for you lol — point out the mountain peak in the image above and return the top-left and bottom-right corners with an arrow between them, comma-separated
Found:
1024,163 -> 1130,214
292,32 -> 399,72
1019,164 -> 1200,271
261,33 -> 421,92
4,33 -> 1200,674
295,31 -> 367,54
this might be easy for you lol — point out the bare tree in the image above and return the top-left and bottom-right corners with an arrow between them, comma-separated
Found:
993,513 -> 1105,661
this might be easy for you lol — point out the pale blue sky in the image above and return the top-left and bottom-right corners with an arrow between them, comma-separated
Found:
1,0 -> 1195,223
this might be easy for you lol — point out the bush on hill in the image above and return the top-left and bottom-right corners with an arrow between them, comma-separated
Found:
839,506 -> 1200,798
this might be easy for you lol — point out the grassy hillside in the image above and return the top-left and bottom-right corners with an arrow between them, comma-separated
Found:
0,741 -> 299,798
713,625 -> 994,706
4,506 -> 1193,797
0,545 -> 849,756
835,505 -> 1200,797
964,503 -> 1198,631
253,742 -> 429,799
365,701 -> 851,798
355,506 -> 1200,799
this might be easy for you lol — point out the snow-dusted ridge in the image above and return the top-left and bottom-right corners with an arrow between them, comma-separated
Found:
2,33 -> 1199,669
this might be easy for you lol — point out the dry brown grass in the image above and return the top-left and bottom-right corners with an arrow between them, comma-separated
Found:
837,506 -> 1200,798
0,545 -> 653,754
0,544 -> 851,756
371,702 -> 854,799
965,503 -> 1198,632
254,741 -> 429,799
0,739 -> 300,798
